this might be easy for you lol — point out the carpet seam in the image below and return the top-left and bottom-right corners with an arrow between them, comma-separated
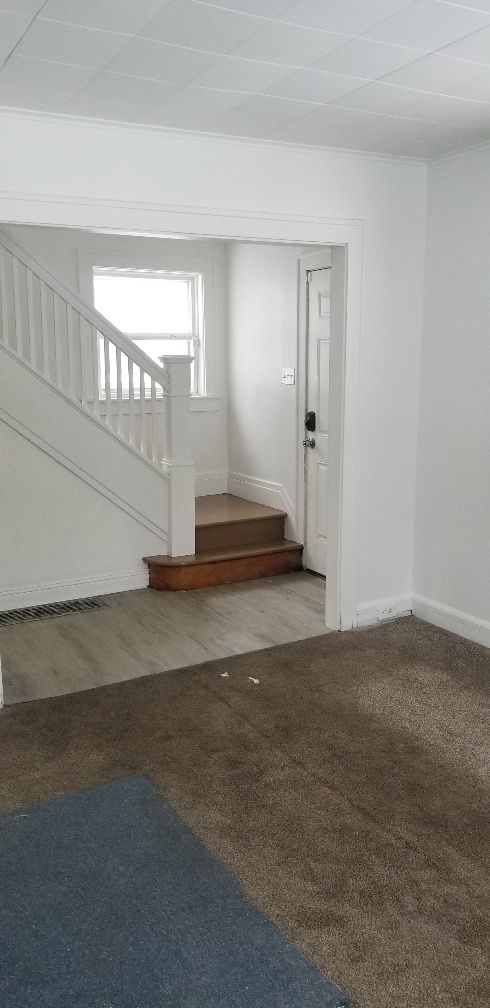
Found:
202,677 -> 480,889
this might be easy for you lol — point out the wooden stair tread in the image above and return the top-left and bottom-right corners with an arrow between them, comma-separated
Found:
144,539 -> 302,567
145,495 -> 300,590
195,494 -> 286,529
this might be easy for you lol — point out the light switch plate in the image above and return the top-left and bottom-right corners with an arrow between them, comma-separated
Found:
282,368 -> 295,385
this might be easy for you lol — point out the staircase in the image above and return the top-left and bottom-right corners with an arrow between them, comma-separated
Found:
0,230 -> 195,608
0,229 -> 302,607
144,494 -> 303,590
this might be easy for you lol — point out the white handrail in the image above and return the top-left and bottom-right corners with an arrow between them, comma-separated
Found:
0,229 -> 176,468
0,229 -> 196,555
0,229 -> 169,390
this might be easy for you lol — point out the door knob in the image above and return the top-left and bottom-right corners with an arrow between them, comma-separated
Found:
302,437 -> 315,448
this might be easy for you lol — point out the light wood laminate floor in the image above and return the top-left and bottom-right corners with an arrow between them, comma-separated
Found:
0,573 -> 328,705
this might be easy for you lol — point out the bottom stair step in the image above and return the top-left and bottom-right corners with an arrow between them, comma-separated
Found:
144,540 -> 303,591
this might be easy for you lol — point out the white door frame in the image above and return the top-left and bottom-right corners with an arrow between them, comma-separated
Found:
297,250 -> 332,572
297,246 -> 355,630
0,196 -> 364,631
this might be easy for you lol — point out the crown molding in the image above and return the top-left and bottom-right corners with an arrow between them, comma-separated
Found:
428,136 -> 490,167
0,105 -> 428,168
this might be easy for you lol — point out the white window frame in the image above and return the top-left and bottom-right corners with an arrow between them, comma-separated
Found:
92,266 -> 203,396
78,251 -> 217,401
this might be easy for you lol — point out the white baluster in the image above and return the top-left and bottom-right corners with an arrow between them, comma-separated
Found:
6,253 -> 17,352
0,247 -> 10,346
91,326 -> 100,419
140,367 -> 146,456
16,260 -> 31,360
79,318 -> 92,411
33,275 -> 44,373
150,377 -> 159,464
53,293 -> 65,388
40,283 -> 51,379
26,270 -> 38,369
128,358 -> 135,447
116,346 -> 123,436
12,258 -> 24,357
0,254 -> 4,346
80,326 -> 88,411
159,355 -> 195,557
103,335 -> 112,427
66,303 -> 79,400
0,241 -> 198,477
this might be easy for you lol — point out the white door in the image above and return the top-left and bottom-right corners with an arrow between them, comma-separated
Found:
304,266 -> 331,575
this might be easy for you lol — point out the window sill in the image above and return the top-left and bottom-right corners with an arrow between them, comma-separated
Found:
190,395 -> 221,413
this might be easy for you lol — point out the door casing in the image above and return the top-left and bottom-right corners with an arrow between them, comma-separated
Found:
302,256 -> 332,577
0,194 -> 363,632
297,245 -> 353,631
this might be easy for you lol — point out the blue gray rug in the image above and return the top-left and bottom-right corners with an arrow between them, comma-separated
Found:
0,775 -> 352,1007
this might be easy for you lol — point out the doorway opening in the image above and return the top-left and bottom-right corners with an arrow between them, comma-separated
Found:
303,255 -> 332,577
0,214 -> 361,648
297,247 -> 348,630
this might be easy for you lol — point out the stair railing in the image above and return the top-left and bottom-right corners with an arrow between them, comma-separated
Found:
0,230 -> 195,556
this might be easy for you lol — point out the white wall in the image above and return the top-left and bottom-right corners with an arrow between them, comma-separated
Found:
0,346 -> 171,608
3,223 -> 229,495
413,144 -> 490,646
227,242 -> 316,532
0,421 -> 166,608
0,110 -> 428,616
227,209 -> 426,614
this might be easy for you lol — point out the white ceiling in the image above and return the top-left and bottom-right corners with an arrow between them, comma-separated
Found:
1,0 -> 490,158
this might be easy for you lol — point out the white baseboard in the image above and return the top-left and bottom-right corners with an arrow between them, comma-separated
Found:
0,569 -> 149,613
412,595 -> 490,649
356,595 -> 413,628
195,470 -> 228,496
227,471 -> 297,537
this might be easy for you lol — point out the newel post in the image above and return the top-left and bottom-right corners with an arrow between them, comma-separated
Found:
159,355 -> 195,557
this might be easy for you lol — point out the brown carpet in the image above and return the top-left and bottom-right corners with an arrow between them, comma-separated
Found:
0,615 -> 488,1008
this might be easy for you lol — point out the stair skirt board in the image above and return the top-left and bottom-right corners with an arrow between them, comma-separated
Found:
145,544 -> 303,591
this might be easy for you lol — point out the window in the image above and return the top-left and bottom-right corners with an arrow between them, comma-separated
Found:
92,268 -> 204,396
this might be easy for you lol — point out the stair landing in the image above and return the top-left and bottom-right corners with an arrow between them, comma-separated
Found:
144,494 -> 303,591
196,494 -> 283,524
